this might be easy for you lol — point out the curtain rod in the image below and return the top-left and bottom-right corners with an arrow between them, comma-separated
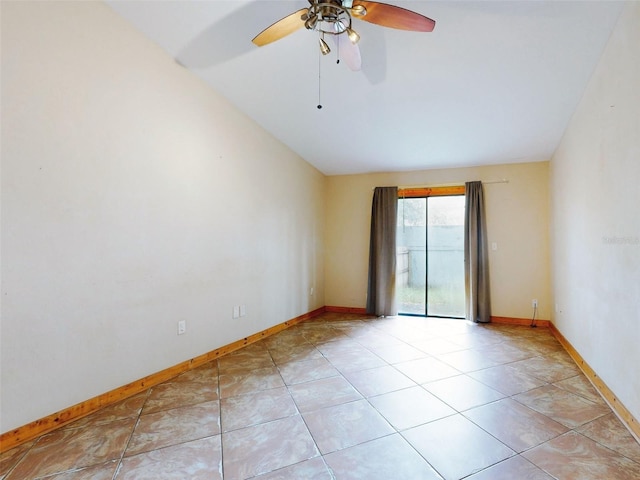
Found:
482,179 -> 509,184
372,179 -> 509,190
390,179 -> 509,190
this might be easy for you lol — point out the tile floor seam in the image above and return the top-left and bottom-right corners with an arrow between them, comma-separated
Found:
573,428 -> 640,467
396,428 -> 452,479
2,442 -> 37,480
111,387 -> 152,479
571,425 -> 640,466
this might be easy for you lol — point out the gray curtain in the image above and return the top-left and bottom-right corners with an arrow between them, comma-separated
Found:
464,181 -> 491,323
366,186 -> 398,316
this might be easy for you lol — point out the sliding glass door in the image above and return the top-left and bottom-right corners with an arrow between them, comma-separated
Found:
396,195 -> 465,317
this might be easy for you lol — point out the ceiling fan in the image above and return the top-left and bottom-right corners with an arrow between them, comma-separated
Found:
252,1 -> 435,71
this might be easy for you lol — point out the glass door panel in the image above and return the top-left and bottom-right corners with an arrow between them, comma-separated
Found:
397,195 -> 465,318
426,196 -> 465,317
396,198 -> 426,315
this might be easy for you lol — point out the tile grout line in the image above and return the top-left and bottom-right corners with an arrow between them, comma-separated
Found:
109,387 -> 152,480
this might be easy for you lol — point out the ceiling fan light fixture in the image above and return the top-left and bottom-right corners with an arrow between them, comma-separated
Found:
346,27 -> 360,44
305,14 -> 318,30
319,37 -> 331,55
351,4 -> 367,16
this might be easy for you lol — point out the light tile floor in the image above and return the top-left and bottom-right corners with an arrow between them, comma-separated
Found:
2,313 -> 640,479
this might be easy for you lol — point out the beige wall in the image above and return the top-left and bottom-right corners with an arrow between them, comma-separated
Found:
550,2 -> 640,422
1,1 -> 325,432
325,162 -> 551,320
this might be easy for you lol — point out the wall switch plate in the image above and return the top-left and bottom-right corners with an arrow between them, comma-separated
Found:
178,320 -> 186,335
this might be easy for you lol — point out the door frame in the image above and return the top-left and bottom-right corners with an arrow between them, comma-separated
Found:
397,186 -> 466,318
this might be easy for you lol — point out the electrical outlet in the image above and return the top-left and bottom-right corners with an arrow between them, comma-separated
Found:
239,304 -> 246,317
310,287 -> 314,296
232,306 -> 240,319
177,320 -> 186,335
532,299 -> 538,308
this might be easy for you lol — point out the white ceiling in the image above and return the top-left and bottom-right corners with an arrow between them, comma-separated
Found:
106,1 -> 623,175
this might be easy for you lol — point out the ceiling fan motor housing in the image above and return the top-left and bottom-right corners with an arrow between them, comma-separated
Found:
304,1 -> 356,35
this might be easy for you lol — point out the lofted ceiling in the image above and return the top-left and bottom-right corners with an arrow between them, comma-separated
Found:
106,1 -> 624,175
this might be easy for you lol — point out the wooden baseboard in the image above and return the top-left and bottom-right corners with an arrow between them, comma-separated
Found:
0,306 -> 326,453
549,322 -> 640,442
491,315 -> 550,327
322,310 -> 550,327
324,306 -> 368,314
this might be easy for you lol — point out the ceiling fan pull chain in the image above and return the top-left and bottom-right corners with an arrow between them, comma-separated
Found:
317,43 -> 323,109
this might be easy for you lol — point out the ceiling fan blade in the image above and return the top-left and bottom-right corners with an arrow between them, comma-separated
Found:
252,8 -> 308,46
359,24 -> 386,84
177,1 -> 295,69
332,35 -> 362,71
352,1 -> 435,32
